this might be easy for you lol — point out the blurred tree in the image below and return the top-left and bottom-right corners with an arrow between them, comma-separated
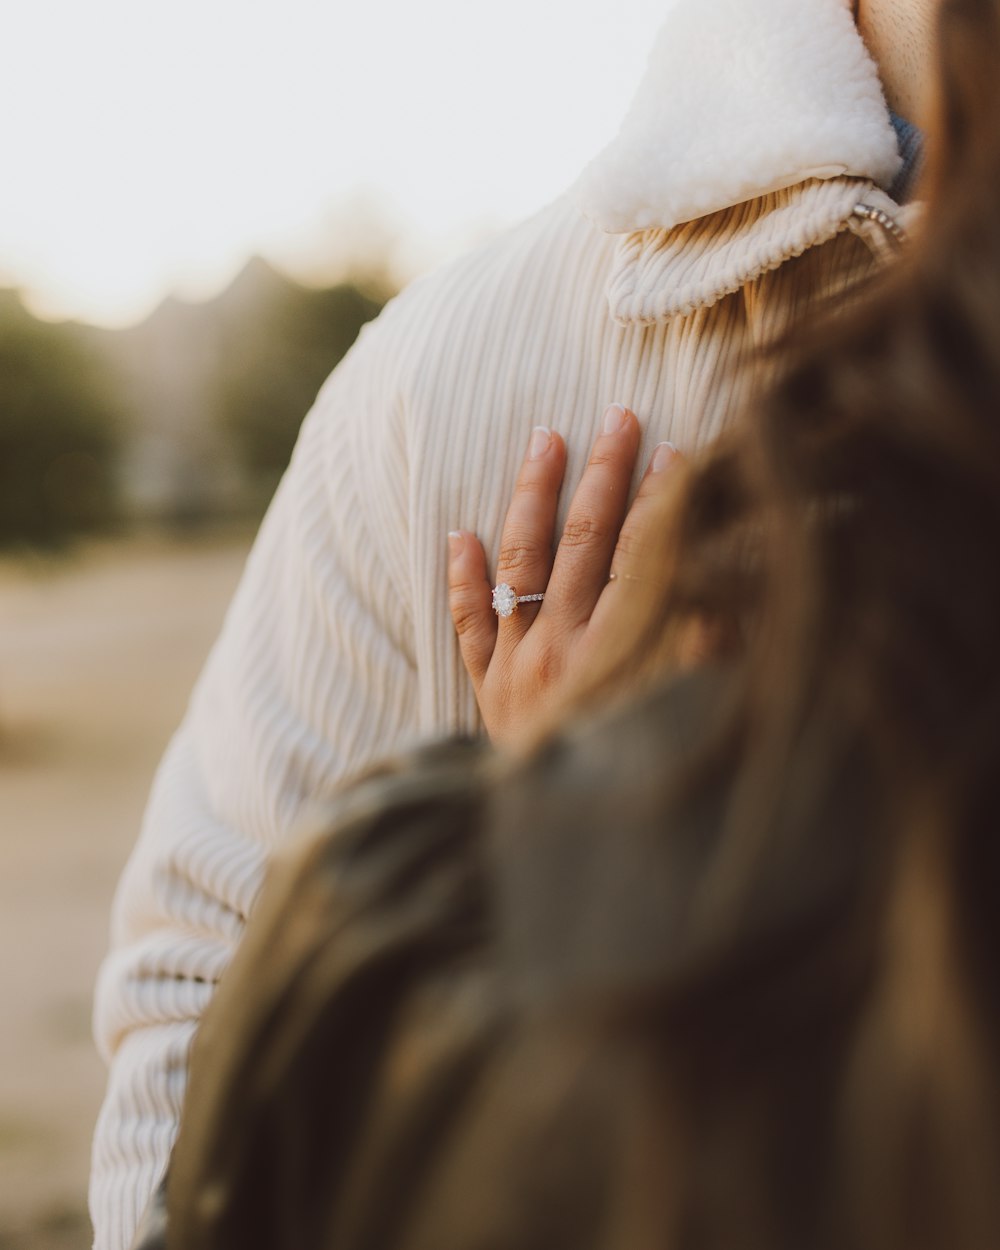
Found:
212,265 -> 386,501
0,292 -> 124,548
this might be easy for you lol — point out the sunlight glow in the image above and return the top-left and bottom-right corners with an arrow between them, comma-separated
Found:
2,0 -> 671,326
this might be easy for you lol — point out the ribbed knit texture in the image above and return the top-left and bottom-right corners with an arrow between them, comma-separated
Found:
89,8 -> 909,1247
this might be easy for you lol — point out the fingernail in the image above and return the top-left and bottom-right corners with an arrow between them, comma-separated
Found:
528,426 -> 552,460
602,403 -> 628,435
651,442 -> 679,473
448,531 -> 464,556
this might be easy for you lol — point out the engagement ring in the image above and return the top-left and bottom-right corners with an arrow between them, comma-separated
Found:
492,582 -> 545,618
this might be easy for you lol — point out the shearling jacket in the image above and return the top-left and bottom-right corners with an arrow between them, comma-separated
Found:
90,3 -> 913,1246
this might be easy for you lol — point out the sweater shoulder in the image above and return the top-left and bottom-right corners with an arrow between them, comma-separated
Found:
350,194 -> 611,381
404,194 -> 601,309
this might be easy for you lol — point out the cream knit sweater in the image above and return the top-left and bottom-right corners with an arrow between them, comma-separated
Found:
90,3 -> 908,1246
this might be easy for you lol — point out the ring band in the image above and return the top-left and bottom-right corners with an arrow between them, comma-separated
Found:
492,582 -> 545,618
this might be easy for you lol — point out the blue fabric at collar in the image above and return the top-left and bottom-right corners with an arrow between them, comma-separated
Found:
889,113 -> 925,203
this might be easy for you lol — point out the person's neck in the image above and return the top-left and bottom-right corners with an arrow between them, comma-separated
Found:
855,0 -> 937,125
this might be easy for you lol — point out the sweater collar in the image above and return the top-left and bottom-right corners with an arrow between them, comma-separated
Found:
575,0 -> 901,236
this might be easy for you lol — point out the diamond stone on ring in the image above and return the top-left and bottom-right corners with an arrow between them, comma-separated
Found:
492,582 -> 545,619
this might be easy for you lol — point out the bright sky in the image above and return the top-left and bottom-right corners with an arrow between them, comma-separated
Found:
1,0 -> 671,327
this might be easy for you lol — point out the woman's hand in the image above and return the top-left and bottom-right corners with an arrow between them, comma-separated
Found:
447,405 -> 685,746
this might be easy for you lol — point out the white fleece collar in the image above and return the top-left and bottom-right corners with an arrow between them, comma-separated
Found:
575,0 -> 901,235
606,177 -> 901,324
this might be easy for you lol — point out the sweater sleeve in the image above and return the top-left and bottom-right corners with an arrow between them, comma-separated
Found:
89,303 -> 422,1250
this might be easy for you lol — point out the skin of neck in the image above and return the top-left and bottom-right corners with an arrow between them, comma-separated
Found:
855,0 -> 939,124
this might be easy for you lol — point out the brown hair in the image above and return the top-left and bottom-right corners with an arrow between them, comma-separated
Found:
555,0 -> 1000,1244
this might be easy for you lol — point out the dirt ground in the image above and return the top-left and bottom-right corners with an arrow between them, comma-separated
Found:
0,533 -> 252,1249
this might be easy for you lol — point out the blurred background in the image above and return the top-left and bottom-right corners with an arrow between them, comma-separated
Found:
0,1 -> 670,1244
